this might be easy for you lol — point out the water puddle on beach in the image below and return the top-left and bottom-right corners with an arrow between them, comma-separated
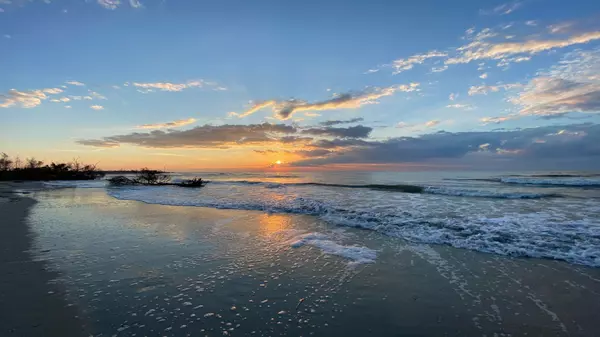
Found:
26,188 -> 600,336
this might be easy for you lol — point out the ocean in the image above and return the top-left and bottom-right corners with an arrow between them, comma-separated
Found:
46,170 -> 600,268
21,171 -> 600,336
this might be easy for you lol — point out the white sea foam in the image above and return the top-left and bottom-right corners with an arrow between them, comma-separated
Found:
288,232 -> 377,265
107,184 -> 600,267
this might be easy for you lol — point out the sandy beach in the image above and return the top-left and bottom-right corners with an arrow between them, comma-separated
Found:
1,184 -> 598,336
0,183 -> 86,337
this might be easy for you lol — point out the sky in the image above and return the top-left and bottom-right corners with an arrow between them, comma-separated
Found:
1,0 -> 600,171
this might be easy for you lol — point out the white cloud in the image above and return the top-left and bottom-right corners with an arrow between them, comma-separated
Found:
89,91 -> 107,100
129,0 -> 143,8
97,0 -> 120,10
479,73 -> 488,79
50,97 -> 71,103
66,80 -> 85,86
43,88 -> 63,94
480,1 -> 522,15
446,103 -> 475,110
468,83 -> 522,96
548,22 -> 573,34
507,49 -> 600,118
525,20 -> 538,27
480,115 -> 518,124
391,51 -> 447,74
132,80 -> 216,93
431,65 -> 448,73
449,93 -> 457,101
396,120 -> 442,129
0,89 -> 47,108
90,105 -> 104,110
447,29 -> 600,65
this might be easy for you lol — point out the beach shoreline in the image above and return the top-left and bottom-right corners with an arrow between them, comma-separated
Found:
0,183 -> 86,337
3,182 -> 600,336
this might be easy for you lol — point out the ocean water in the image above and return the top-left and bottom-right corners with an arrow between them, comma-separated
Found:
45,170 -> 600,267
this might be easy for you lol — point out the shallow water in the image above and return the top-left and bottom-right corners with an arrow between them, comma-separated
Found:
27,188 -> 600,336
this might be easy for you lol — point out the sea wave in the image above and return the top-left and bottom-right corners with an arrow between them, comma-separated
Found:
212,180 -> 560,199
423,186 -> 559,199
500,177 -> 600,187
107,186 -> 600,267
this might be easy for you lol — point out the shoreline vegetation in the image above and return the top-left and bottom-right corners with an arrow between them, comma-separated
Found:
108,169 -> 206,188
0,153 -> 104,181
0,153 -> 205,188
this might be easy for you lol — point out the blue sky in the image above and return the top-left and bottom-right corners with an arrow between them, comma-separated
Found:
1,0 -> 600,170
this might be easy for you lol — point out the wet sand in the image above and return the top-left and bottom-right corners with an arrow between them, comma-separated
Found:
0,183 -> 86,336
6,185 -> 600,336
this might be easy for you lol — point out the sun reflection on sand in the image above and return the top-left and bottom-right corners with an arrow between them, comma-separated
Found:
258,213 -> 292,236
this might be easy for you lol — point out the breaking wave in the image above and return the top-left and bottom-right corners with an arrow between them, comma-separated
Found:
500,177 -> 600,187
212,180 -> 560,199
107,185 -> 600,267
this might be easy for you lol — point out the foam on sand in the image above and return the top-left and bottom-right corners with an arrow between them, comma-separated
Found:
288,232 -> 377,265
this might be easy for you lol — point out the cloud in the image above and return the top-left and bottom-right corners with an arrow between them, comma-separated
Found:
424,120 -> 441,127
132,80 -> 223,93
89,91 -> 107,100
43,88 -> 63,94
479,73 -> 488,79
391,51 -> 448,74
548,22 -> 573,34
468,83 -> 522,95
480,1 -> 522,15
69,95 -> 93,101
301,125 -> 372,138
235,84 -> 419,120
480,115 -> 519,124
447,29 -> 600,65
294,149 -> 333,158
66,80 -> 85,86
509,48 -> 600,117
129,0 -> 142,8
97,0 -> 120,10
136,118 -> 197,129
446,103 -> 475,110
90,105 -> 104,110
292,123 -> 600,169
396,120 -> 443,130
431,65 -> 449,73
449,93 -> 457,101
0,89 -> 47,108
50,97 -> 71,103
254,149 -> 279,154
77,139 -> 120,148
319,117 -> 364,126
77,123 -> 300,149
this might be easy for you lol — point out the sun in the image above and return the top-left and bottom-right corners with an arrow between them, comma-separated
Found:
275,160 -> 282,165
